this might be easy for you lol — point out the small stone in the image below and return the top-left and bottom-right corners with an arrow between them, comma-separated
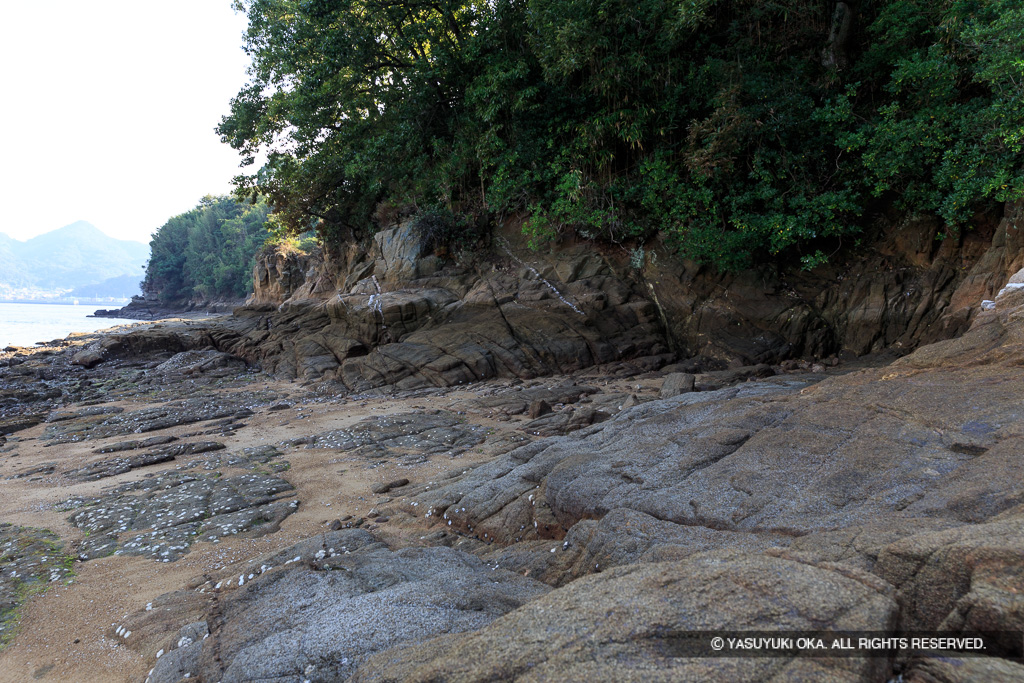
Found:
659,373 -> 695,399
371,478 -> 410,494
528,399 -> 551,419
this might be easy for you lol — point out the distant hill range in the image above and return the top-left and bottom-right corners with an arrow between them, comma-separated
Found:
0,221 -> 147,300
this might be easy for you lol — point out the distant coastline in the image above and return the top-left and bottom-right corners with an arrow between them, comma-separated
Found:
0,298 -> 131,306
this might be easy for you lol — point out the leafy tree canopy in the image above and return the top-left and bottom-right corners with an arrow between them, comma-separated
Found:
144,195 -> 272,301
220,0 -> 1024,270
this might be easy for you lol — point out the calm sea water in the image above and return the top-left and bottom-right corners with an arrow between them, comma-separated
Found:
0,303 -> 139,348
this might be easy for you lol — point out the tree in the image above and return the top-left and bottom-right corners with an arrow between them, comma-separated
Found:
143,196 -> 271,301
221,0 -> 1024,271
219,0 -> 481,244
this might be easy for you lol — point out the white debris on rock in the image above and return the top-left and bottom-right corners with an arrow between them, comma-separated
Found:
996,267 -> 1024,300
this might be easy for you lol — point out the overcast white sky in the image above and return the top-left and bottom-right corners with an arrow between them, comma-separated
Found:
0,1 -> 255,245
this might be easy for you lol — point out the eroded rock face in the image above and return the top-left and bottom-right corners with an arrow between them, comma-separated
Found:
249,246 -> 321,305
221,203 -> 1023,386
641,204 -> 1022,364
64,203 -> 1024,390
222,264 -> 669,385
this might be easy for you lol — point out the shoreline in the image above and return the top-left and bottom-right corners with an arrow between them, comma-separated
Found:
2,302 -> 1024,680
0,300 -> 131,306
91,298 -> 244,322
0,318 -> 702,680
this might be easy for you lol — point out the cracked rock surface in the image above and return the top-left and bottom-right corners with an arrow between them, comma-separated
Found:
141,530 -> 550,683
65,470 -> 296,562
290,409 -> 487,462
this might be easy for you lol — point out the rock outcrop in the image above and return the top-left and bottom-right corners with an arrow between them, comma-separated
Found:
402,285 -> 1024,576
210,221 -> 671,385
207,201 -> 1022,386
5,205 -> 1024,682
352,552 -> 899,683
139,530 -> 551,683
643,203 -> 1024,364
79,202 -> 1024,390
249,244 -> 330,305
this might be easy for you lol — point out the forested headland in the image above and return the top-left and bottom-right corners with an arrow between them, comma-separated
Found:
142,196 -> 273,302
217,0 -> 1023,271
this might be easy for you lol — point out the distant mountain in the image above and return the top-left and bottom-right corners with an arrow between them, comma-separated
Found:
69,274 -> 142,299
0,221 -> 148,298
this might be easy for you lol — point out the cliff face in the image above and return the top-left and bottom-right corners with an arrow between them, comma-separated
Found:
233,202 -> 1023,384
249,246 -> 324,305
643,202 -> 1024,363
219,220 -> 670,385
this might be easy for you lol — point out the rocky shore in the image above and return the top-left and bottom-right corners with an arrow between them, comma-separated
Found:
2,207 -> 1024,681
93,297 -> 245,322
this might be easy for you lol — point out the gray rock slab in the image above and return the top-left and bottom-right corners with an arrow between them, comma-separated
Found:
65,471 -> 296,562
150,536 -> 554,683
297,410 -> 486,462
351,552 -> 898,682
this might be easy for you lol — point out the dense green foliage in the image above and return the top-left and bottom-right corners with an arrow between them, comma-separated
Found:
144,196 -> 271,301
220,0 -> 1024,270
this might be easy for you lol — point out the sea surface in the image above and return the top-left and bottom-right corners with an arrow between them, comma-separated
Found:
0,302 -> 138,348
